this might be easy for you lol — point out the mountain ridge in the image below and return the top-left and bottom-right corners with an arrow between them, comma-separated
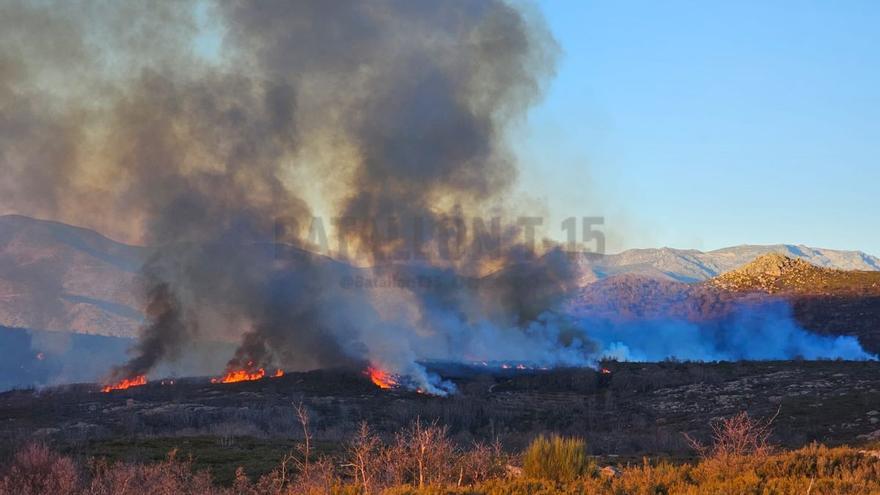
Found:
571,244 -> 880,285
2,214 -> 879,338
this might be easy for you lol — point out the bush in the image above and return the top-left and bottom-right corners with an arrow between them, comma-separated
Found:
685,410 -> 777,460
0,443 -> 80,495
86,449 -> 220,494
4,428 -> 880,494
522,435 -> 594,482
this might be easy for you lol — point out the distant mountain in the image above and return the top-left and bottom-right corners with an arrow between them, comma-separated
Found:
2,214 -> 879,339
0,215 -> 145,338
0,215 -> 356,339
571,245 -> 880,284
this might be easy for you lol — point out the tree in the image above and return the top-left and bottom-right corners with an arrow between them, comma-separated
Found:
685,409 -> 779,459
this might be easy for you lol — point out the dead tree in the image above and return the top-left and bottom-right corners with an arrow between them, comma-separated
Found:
293,401 -> 312,467
685,408 -> 780,459
346,422 -> 381,494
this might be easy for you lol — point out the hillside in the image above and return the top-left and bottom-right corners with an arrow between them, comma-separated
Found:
566,253 -> 880,355
0,215 -> 145,338
709,252 -> 880,295
571,245 -> 880,284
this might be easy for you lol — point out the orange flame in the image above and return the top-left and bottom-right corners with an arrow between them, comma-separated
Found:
211,367 -> 284,384
102,375 -> 147,392
365,366 -> 398,389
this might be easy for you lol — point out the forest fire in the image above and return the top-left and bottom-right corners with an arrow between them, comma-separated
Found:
365,366 -> 399,389
211,367 -> 284,384
101,375 -> 147,393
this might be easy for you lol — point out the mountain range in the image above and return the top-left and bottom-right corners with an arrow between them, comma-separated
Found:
571,244 -> 880,285
1,214 -> 879,339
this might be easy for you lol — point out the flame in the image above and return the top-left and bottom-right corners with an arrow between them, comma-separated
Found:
211,367 -> 284,384
600,368 -> 612,375
365,366 -> 398,389
102,375 -> 147,392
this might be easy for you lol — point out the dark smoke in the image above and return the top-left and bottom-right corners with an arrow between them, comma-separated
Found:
0,0 -> 568,392
2,2 -> 872,394
115,281 -> 186,379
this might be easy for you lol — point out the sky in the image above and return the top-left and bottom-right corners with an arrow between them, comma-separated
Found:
518,0 -> 880,255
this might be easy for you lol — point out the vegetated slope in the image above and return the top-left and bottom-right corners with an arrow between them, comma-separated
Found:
711,253 -> 880,354
710,252 -> 880,295
571,244 -> 880,284
567,253 -> 880,355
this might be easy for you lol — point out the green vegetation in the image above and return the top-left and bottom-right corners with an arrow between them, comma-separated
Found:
522,435 -> 593,482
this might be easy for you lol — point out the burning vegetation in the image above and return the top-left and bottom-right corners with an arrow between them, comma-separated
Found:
365,366 -> 399,390
101,375 -> 147,393
211,365 -> 284,384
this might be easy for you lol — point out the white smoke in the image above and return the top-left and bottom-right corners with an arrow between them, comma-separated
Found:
350,298 -> 875,393
582,301 -> 876,362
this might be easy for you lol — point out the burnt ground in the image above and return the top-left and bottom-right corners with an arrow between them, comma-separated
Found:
1,361 -> 880,483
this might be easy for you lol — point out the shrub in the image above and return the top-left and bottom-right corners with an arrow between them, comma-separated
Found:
685,410 -> 777,459
522,435 -> 594,482
0,443 -> 80,495
86,449 -> 220,494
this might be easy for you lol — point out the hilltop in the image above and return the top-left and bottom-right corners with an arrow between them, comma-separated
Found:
570,244 -> 880,284
709,252 -> 880,295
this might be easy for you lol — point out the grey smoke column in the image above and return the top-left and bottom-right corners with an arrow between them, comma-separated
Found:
0,0 -> 573,390
102,0 -> 559,385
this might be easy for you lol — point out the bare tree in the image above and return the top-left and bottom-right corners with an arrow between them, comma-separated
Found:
346,422 -> 381,494
293,401 -> 312,468
0,443 -> 80,495
395,419 -> 457,488
457,439 -> 508,486
685,408 -> 779,459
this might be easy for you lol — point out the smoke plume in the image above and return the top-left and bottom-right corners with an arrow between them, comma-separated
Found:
583,301 -> 877,362
1,0 -> 585,393
4,1 -> 870,394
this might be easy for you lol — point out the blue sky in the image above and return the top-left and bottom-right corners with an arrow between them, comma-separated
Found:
519,1 -> 880,254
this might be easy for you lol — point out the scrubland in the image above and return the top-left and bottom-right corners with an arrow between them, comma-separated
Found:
3,411 -> 880,495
